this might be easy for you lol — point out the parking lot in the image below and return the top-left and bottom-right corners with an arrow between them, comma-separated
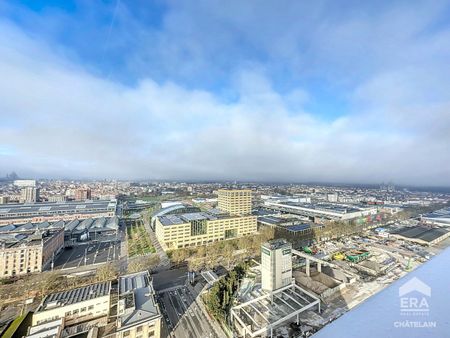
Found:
158,285 -> 221,338
54,241 -> 121,270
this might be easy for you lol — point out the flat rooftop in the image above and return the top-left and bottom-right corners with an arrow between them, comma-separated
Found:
391,226 -> 449,243
0,200 -> 116,219
262,238 -> 290,250
282,202 -> 362,213
422,207 -> 450,220
158,211 -> 219,226
0,229 -> 62,248
37,281 -> 111,312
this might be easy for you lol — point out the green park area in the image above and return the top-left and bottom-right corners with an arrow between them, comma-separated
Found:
126,221 -> 156,257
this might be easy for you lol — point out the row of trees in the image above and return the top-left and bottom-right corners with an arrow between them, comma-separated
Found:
169,227 -> 274,271
204,262 -> 248,323
1,253 -> 162,308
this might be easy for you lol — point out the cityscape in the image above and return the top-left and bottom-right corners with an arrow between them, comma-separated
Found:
0,177 -> 449,338
1,1 -> 450,338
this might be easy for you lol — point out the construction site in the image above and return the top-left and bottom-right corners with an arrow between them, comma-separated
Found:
230,218 -> 447,338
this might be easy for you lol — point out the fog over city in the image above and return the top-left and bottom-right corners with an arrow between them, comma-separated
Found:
1,1 -> 449,185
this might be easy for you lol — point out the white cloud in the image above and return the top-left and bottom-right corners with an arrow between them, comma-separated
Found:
0,1 -> 449,185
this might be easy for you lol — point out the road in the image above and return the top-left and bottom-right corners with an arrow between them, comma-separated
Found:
139,210 -> 226,338
158,283 -> 224,338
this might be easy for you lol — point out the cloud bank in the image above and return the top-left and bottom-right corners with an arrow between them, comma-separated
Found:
0,1 -> 449,185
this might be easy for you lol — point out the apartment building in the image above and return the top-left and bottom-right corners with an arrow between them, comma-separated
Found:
0,228 -> 64,277
32,281 -> 111,326
155,212 -> 257,249
75,188 -> 92,201
217,189 -> 252,215
116,271 -> 162,338
21,187 -> 40,203
155,189 -> 257,250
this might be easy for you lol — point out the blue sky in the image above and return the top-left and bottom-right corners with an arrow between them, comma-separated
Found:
0,0 -> 450,185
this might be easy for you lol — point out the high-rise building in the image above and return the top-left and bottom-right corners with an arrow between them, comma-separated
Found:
75,187 -> 91,201
14,179 -> 36,187
261,239 -> 292,292
21,186 -> 40,203
217,189 -> 252,215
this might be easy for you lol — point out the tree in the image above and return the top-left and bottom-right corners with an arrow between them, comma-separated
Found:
96,263 -> 118,281
127,255 -> 160,274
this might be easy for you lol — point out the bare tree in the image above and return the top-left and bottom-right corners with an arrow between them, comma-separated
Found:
96,263 -> 118,281
127,255 -> 160,274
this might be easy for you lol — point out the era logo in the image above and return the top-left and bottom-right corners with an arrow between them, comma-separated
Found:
398,277 -> 431,315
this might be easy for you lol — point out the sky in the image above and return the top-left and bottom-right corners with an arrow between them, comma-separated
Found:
0,0 -> 450,185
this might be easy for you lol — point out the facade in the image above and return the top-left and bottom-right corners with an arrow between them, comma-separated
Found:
33,281 -> 111,326
21,187 -> 40,203
75,188 -> 92,201
47,195 -> 67,203
116,271 -> 162,338
0,200 -> 117,226
14,179 -> 37,187
25,318 -> 64,338
327,193 -> 338,202
261,239 -> 292,292
217,189 -> 252,215
0,196 -> 9,204
155,213 -> 257,250
0,228 -> 64,277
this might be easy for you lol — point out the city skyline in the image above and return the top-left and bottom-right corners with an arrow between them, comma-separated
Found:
1,1 -> 450,185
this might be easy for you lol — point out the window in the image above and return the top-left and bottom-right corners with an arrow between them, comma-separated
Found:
88,305 -> 94,310
136,326 -> 143,332
123,330 -> 130,337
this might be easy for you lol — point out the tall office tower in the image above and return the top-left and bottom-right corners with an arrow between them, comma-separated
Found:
217,189 -> 252,215
75,187 -> 92,201
261,239 -> 292,292
21,186 -> 40,203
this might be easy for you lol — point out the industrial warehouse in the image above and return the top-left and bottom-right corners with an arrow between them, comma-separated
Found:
390,225 -> 450,246
0,200 -> 117,226
263,201 -> 378,222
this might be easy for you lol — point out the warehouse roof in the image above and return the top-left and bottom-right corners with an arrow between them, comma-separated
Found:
0,216 -> 118,234
391,226 -> 449,243
0,200 -> 116,219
